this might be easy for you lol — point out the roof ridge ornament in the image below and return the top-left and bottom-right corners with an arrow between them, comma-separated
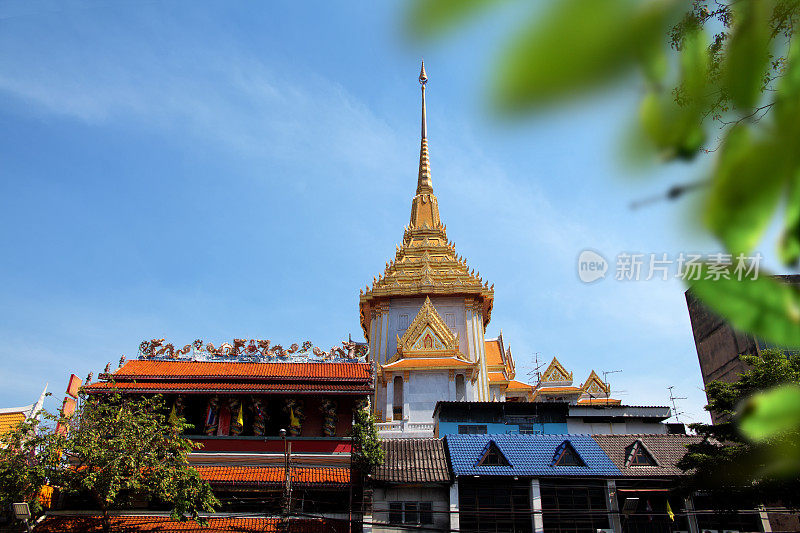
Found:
137,337 -> 368,363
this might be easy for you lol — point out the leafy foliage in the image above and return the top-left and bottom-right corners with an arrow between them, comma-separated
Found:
0,417 -> 60,517
679,349 -> 800,507
351,400 -> 384,473
408,0 -> 800,348
0,391 -> 219,533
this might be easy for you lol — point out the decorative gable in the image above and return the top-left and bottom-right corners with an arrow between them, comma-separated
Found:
393,297 -> 461,359
540,357 -> 573,385
552,440 -> 586,467
580,370 -> 610,397
625,440 -> 658,467
475,441 -> 510,467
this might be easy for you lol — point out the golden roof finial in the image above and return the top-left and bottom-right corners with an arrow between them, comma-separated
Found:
416,59 -> 433,195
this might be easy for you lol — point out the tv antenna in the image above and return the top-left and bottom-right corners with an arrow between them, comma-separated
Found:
667,386 -> 687,423
526,352 -> 545,383
602,369 -> 623,399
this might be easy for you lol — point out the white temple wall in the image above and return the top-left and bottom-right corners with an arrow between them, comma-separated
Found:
407,371 -> 451,424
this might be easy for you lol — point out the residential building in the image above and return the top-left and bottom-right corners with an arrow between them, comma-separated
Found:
37,343 -> 372,532
685,274 -> 800,422
433,401 -> 677,437
370,439 -> 451,532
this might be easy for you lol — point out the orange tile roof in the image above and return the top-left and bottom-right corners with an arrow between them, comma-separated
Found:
577,398 -> 622,405
505,380 -> 534,392
84,381 -> 371,394
0,411 -> 25,436
382,357 -> 475,370
484,340 -> 503,367
196,465 -> 349,486
487,372 -> 506,383
35,515 -> 345,532
535,386 -> 582,393
109,360 -> 371,381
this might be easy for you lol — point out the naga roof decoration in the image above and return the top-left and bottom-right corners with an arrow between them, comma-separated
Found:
359,62 -> 493,338
137,337 -> 367,363
393,297 -> 461,360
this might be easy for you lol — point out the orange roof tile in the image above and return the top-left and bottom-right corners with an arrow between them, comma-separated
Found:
382,357 -> 475,370
196,465 -> 349,486
84,381 -> 371,394
487,372 -> 506,383
109,360 -> 371,381
577,398 -> 622,405
0,411 -> 25,436
505,380 -> 533,392
484,340 -> 503,367
535,386 -> 582,393
35,515 -> 345,532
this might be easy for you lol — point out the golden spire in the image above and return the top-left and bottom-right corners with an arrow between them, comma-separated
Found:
358,61 -> 495,342
417,60 -> 432,195
410,60 -> 439,229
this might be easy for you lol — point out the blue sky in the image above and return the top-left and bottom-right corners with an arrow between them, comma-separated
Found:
2,1 -> 778,422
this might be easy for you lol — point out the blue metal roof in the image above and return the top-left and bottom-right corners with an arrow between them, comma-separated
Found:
445,434 -> 621,477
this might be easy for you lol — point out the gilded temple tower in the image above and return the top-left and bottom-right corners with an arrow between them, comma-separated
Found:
359,62 -> 495,435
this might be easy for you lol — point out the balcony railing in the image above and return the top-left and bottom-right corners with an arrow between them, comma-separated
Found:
376,421 -> 434,434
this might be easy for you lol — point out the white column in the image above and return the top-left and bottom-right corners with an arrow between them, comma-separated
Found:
449,479 -> 460,531
606,480 -> 622,533
403,374 -> 410,423
530,479 -> 544,533
684,496 -> 700,533
382,313 -> 390,364
385,376 -> 394,422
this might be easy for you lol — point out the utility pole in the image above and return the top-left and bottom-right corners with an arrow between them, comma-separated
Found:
280,428 -> 292,531
667,386 -> 687,423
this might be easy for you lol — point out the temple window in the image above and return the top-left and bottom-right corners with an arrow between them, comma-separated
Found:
393,376 -> 404,420
399,314 -> 409,330
455,374 -> 466,401
445,313 -> 455,329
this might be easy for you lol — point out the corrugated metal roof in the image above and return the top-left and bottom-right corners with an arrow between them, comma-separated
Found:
591,434 -> 701,477
445,434 -> 620,477
373,438 -> 451,484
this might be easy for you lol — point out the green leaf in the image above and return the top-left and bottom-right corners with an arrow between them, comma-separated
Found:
407,0 -> 504,39
493,0 -> 676,111
724,0 -> 772,110
635,26 -> 710,160
739,385 -> 800,442
689,269 -> 800,348
779,175 -> 800,266
705,126 -> 789,255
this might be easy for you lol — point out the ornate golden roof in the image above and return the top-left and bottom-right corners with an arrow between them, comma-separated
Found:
540,357 -> 573,384
392,297 -> 462,361
359,62 -> 494,338
581,370 -> 611,396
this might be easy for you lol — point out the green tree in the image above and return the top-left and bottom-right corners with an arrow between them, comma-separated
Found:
351,400 -> 384,474
408,0 -> 800,349
0,416 -> 61,518
678,349 -> 800,507
0,391 -> 219,533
